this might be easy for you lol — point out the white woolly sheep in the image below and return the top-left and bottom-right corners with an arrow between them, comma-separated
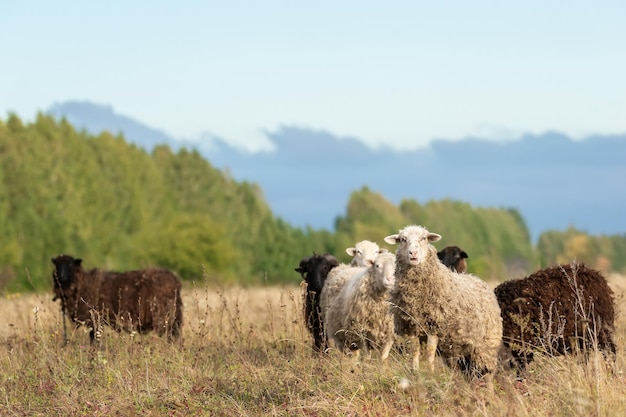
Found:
385,225 -> 502,383
319,263 -> 365,341
319,239 -> 386,335
324,252 -> 397,361
346,240 -> 388,267
317,240 -> 389,351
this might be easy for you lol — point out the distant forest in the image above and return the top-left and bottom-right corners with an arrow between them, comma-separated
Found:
1,113 -> 625,292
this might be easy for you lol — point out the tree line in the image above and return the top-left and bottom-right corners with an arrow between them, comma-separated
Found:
1,114 -> 624,292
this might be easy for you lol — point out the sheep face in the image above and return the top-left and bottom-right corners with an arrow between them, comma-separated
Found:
384,225 -> 441,266
51,254 -> 82,290
346,240 -> 388,267
294,256 -> 313,279
296,254 -> 340,293
437,246 -> 468,273
372,252 -> 396,290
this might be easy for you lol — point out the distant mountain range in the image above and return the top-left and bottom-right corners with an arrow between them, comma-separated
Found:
48,101 -> 626,240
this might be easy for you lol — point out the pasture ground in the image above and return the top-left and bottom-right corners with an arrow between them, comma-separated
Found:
1,275 -> 626,416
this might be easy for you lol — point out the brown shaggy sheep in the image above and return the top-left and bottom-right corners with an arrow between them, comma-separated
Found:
437,246 -> 468,273
52,254 -> 183,342
295,253 -> 340,351
494,261 -> 616,369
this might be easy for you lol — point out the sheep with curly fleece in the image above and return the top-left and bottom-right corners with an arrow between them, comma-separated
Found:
495,261 -> 616,370
324,252 -> 397,361
319,265 -> 364,347
385,225 -> 502,382
319,240 -> 386,335
346,240 -> 388,267
52,254 -> 183,342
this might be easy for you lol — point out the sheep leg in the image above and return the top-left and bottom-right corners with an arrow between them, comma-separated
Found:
381,339 -> 394,363
411,335 -> 421,371
480,372 -> 494,392
361,341 -> 370,361
61,309 -> 68,346
425,335 -> 438,371
426,335 -> 439,372
330,335 -> 342,352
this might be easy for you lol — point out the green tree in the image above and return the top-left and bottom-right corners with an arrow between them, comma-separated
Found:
1,113 -> 625,292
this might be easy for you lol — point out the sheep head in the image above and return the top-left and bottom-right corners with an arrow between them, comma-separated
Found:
437,246 -> 469,273
372,252 -> 396,290
51,254 -> 82,291
295,255 -> 313,279
346,240 -> 389,267
296,253 -> 340,293
384,225 -> 441,266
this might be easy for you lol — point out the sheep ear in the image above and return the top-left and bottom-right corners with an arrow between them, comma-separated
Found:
378,248 -> 389,254
384,234 -> 399,245
346,247 -> 356,256
428,233 -> 442,242
323,254 -> 340,267
73,258 -> 83,266
461,251 -> 468,259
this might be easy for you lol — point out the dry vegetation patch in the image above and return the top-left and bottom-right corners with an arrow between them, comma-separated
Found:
1,278 -> 626,416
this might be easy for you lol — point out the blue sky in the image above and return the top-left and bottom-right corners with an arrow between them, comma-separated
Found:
2,1 -> 625,151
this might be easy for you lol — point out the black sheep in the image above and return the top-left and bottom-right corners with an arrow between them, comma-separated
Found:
437,245 -> 469,273
495,262 -> 616,369
52,254 -> 183,342
295,253 -> 340,351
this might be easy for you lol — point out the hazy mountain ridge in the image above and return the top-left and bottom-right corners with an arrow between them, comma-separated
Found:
48,101 -> 182,151
48,101 -> 626,240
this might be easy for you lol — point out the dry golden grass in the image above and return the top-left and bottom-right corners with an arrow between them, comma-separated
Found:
1,276 -> 626,416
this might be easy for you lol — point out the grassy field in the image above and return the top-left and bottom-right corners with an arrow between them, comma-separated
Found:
1,275 -> 626,416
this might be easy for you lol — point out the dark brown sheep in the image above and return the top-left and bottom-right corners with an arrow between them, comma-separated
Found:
494,262 -> 616,369
295,253 -> 340,351
52,254 -> 183,342
437,245 -> 468,273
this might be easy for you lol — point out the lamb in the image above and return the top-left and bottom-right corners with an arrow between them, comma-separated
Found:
295,253 -> 340,351
323,252 -> 397,361
437,246 -> 469,273
346,239 -> 388,267
385,225 -> 502,382
494,261 -> 616,370
51,254 -> 183,342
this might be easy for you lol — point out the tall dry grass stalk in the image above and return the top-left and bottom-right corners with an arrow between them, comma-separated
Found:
0,275 -> 625,416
